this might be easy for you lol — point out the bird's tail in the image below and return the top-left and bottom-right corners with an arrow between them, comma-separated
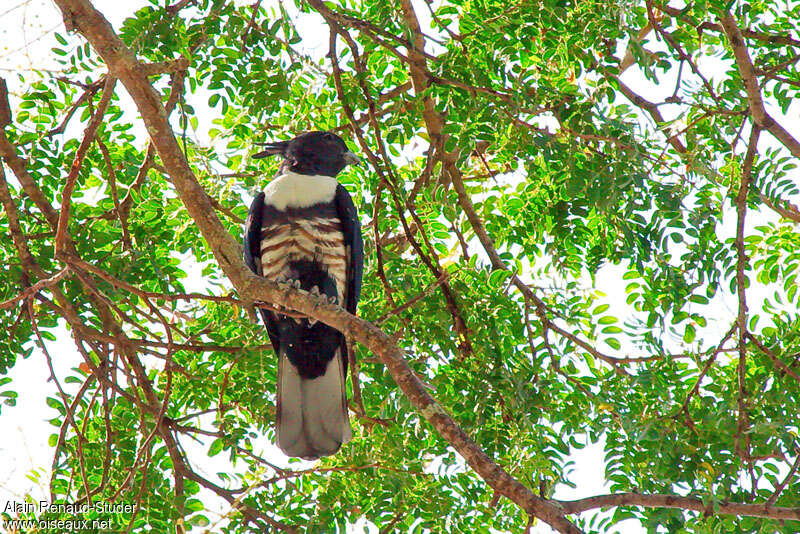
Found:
275,347 -> 352,460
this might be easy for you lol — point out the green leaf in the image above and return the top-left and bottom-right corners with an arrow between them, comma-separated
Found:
684,324 -> 696,343
208,438 -> 224,457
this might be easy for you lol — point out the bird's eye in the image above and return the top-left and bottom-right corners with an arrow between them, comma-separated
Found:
323,133 -> 335,141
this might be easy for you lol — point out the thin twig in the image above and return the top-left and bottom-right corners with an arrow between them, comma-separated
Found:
54,75 -> 117,256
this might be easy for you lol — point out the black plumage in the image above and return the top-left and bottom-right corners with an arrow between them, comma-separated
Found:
243,131 -> 362,459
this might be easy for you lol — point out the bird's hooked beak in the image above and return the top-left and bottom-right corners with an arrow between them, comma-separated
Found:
343,151 -> 361,167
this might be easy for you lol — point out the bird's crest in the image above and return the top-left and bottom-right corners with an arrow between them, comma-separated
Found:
252,140 -> 289,159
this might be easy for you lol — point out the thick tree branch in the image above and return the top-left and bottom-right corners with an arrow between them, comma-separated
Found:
720,12 -> 800,159
0,77 -> 12,127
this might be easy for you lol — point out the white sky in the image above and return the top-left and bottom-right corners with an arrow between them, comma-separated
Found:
1,1 -> 798,533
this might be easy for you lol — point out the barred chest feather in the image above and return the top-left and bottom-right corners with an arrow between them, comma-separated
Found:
258,173 -> 348,300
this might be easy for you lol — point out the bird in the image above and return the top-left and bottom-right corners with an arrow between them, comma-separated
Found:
243,131 -> 363,460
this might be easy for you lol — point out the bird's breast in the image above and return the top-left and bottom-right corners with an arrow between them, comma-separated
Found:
260,212 -> 347,297
260,217 -> 345,266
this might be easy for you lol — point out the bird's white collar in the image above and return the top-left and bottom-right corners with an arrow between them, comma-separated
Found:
263,171 -> 338,210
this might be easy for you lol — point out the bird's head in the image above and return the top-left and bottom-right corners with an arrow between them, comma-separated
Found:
253,131 -> 360,177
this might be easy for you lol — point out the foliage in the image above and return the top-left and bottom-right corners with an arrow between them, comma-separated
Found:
1,0 -> 800,532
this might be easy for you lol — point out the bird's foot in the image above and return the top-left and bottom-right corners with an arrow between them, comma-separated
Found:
275,275 -> 302,290
306,285 -> 338,304
306,286 -> 320,325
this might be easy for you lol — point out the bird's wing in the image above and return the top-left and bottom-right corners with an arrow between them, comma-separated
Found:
333,184 -> 363,371
334,183 -> 363,316
243,191 -> 281,353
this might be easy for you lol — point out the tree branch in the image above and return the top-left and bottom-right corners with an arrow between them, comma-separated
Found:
54,74 -> 117,255
657,4 -> 800,48
558,492 -> 800,521
720,12 -> 800,159
0,77 -> 13,127
733,125 -> 760,473
0,266 -> 72,310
